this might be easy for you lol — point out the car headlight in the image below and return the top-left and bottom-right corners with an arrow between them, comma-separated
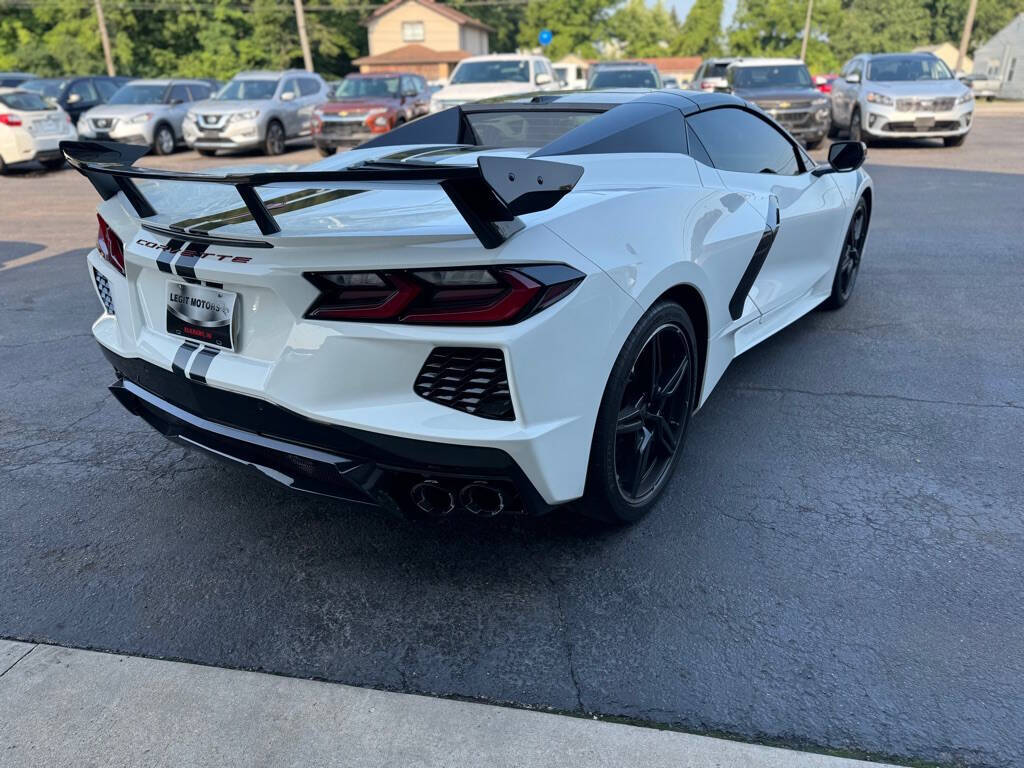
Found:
128,112 -> 153,124
956,90 -> 974,105
866,91 -> 893,106
228,110 -> 259,123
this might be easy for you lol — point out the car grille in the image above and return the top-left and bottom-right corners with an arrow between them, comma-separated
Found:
321,122 -> 364,137
91,117 -> 115,130
414,347 -> 514,421
884,120 -> 960,132
895,97 -> 955,112
758,99 -> 814,111
93,268 -> 115,315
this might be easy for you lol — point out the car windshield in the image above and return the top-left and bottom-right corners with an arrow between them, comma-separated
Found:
0,91 -> 53,111
215,79 -> 279,101
108,84 -> 168,105
589,69 -> 660,89
20,78 -> 67,100
451,60 -> 530,84
335,76 -> 399,99
732,65 -> 812,88
867,57 -> 953,81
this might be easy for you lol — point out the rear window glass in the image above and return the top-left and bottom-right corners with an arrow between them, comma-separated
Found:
0,91 -> 52,111
466,111 -> 597,148
708,62 -> 731,78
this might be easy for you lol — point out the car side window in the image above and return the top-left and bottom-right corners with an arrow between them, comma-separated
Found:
280,79 -> 299,98
72,79 -> 100,103
685,124 -> 713,167
299,78 -> 320,96
168,84 -> 190,103
93,78 -> 117,101
188,84 -> 212,101
416,76 -> 427,92
848,60 -> 863,80
688,107 -> 801,176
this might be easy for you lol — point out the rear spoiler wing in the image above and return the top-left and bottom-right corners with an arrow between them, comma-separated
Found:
59,140 -> 584,249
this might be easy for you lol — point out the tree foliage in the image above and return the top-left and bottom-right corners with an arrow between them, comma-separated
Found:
517,0 -> 611,58
606,0 -> 677,57
673,0 -> 723,56
729,0 -> 842,71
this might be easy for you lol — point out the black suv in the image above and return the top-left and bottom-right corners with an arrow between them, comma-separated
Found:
20,76 -> 132,122
726,59 -> 831,149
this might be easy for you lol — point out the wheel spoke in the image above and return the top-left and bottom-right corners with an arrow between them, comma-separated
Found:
650,331 -> 662,394
657,356 -> 689,401
654,414 -> 679,454
631,432 -> 652,494
616,401 -> 645,435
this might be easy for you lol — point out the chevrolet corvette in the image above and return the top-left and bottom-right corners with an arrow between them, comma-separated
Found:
63,89 -> 872,523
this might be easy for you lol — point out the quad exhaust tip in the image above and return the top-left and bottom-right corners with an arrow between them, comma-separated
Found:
460,482 -> 505,517
409,480 -> 507,517
410,481 -> 456,517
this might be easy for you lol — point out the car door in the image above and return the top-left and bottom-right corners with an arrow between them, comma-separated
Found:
166,83 -> 192,138
688,106 -> 848,318
295,77 -> 323,136
278,78 -> 300,136
834,59 -> 863,127
64,78 -> 100,121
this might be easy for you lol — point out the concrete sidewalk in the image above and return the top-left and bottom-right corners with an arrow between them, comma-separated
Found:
0,640 -> 898,768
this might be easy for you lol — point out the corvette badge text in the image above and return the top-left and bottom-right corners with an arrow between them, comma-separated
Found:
136,239 -> 252,264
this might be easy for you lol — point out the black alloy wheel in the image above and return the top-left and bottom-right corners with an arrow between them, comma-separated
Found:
582,302 -> 698,524
824,196 -> 869,309
264,121 -> 285,156
615,323 -> 693,503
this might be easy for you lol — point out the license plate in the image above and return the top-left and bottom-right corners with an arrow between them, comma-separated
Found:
914,116 -> 935,130
95,131 -> 110,141
166,281 -> 237,351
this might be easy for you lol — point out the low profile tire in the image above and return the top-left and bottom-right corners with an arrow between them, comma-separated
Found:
317,144 -> 336,157
263,120 -> 285,156
823,196 -> 869,310
153,123 -> 175,155
849,108 -> 867,144
827,117 -> 839,139
41,157 -> 66,170
943,134 -> 967,147
580,301 -> 699,524
197,148 -> 217,157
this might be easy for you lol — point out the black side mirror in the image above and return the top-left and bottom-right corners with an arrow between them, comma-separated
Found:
812,140 -> 866,176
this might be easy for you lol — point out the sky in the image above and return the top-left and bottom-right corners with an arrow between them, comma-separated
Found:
670,0 -> 738,29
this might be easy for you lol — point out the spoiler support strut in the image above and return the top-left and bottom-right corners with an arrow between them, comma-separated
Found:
60,140 -> 583,248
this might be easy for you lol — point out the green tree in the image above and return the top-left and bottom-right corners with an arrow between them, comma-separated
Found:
673,0 -> 723,56
451,0 -> 525,56
607,0 -> 679,57
926,0 -> 1024,55
728,0 -> 842,72
833,0 -> 932,62
517,0 -> 611,59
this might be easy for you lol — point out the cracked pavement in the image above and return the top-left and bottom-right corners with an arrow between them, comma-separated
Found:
1,122 -> 1023,768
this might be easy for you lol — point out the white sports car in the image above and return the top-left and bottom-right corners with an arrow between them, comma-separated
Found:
63,90 -> 872,523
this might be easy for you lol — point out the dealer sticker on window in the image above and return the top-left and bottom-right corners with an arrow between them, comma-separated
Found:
166,281 -> 237,351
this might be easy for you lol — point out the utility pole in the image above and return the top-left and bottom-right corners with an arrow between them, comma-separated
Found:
293,0 -> 314,72
94,0 -> 115,76
799,0 -> 813,62
956,0 -> 979,74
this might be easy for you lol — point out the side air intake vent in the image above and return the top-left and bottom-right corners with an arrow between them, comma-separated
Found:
414,347 -> 514,421
94,268 -> 115,315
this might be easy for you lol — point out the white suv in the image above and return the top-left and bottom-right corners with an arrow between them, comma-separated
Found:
430,54 -> 558,112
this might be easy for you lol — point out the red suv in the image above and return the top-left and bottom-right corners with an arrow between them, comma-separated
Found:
312,73 -> 430,155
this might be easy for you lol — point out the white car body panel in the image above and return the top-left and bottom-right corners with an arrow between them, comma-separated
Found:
0,89 -> 76,167
70,91 -> 872,513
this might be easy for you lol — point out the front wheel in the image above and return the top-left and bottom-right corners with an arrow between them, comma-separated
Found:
849,108 -> 864,143
581,302 -> 698,524
823,197 -> 869,310
263,121 -> 285,156
153,124 -> 175,155
943,134 -> 967,147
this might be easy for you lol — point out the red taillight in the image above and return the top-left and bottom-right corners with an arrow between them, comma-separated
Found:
0,114 -> 22,126
304,264 -> 585,325
700,81 -> 714,91
96,214 -> 125,275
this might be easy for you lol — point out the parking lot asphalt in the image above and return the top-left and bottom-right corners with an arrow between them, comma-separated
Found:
1,115 -> 1022,768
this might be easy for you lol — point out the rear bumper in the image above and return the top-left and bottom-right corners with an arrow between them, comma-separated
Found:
103,346 -> 554,517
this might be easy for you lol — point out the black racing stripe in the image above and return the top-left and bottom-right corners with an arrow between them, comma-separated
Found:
173,242 -> 210,279
158,238 -> 185,274
171,341 -> 199,375
188,347 -> 219,384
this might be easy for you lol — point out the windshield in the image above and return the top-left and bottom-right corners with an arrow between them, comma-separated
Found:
108,83 -> 168,105
21,79 -> 68,100
589,69 -> 660,89
0,91 -> 53,111
731,65 -> 812,89
867,57 -> 953,81
215,79 -> 279,101
451,60 -> 530,84
335,76 -> 399,99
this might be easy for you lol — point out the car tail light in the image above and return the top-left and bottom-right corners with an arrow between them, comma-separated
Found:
96,214 -> 125,275
700,81 -> 714,91
304,264 -> 585,325
0,114 -> 23,126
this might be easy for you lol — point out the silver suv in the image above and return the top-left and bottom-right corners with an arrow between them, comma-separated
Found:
184,70 -> 328,156
76,79 -> 214,155
830,52 -> 974,147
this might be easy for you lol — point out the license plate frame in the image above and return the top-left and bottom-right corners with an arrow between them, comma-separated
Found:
166,281 -> 237,351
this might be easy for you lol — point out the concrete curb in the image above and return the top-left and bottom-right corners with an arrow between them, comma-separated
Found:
0,640 -> 900,768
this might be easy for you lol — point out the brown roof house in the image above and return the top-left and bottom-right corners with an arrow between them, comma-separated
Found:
354,0 -> 493,81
